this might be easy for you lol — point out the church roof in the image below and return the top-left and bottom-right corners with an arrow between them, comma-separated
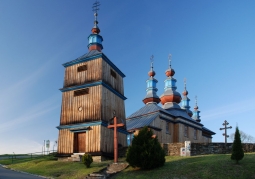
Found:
126,113 -> 159,131
62,50 -> 102,67
127,103 -> 169,119
127,103 -> 199,122
202,127 -> 216,135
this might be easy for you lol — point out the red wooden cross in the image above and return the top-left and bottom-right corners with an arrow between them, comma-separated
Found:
107,116 -> 124,163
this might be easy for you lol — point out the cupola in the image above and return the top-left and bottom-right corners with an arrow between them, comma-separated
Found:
87,7 -> 103,51
142,56 -> 161,105
181,78 -> 193,117
160,55 -> 182,109
192,96 -> 201,122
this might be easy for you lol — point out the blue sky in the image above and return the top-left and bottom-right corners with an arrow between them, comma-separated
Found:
1,0 -> 255,154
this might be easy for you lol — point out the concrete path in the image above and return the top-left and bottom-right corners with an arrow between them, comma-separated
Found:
0,165 -> 45,179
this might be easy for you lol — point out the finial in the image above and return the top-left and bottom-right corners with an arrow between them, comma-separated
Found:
184,78 -> 187,90
168,54 -> 172,68
92,1 -> 100,14
148,55 -> 155,77
150,55 -> 154,70
92,1 -> 100,25
195,95 -> 197,105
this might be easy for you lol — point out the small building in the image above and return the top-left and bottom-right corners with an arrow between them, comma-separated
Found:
126,60 -> 215,145
56,10 -> 127,158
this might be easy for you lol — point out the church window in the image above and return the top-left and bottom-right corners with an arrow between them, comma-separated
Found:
77,65 -> 87,72
74,88 -> 89,96
194,128 -> 197,140
184,125 -> 188,137
127,133 -> 134,146
166,122 -> 171,134
110,69 -> 116,78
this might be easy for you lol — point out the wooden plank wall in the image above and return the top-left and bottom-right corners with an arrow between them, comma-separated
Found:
85,125 -> 101,153
102,60 -> 124,95
177,123 -> 208,143
60,85 -> 102,125
100,126 -> 127,153
150,117 -> 173,144
63,58 -> 102,88
57,129 -> 74,154
101,86 -> 126,124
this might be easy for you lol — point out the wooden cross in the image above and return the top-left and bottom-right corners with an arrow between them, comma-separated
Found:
107,115 -> 124,163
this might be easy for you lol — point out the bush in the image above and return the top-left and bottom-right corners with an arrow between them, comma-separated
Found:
82,153 -> 93,168
231,127 -> 244,164
126,126 -> 165,169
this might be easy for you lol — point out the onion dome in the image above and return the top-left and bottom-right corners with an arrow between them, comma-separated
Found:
192,96 -> 201,122
88,5 -> 103,52
143,56 -> 161,105
181,78 -> 193,117
160,55 -> 182,109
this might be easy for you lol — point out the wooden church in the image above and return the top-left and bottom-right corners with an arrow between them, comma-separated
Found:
56,7 -> 128,157
56,2 -> 215,158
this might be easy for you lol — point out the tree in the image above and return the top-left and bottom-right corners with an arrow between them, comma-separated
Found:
231,127 -> 244,164
126,126 -> 165,169
230,130 -> 255,143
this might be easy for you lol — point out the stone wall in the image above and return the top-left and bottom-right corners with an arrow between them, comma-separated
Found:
161,143 -> 185,156
162,142 -> 255,156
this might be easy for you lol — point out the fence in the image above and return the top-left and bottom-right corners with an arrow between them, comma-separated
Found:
161,142 -> 255,156
0,150 -> 57,164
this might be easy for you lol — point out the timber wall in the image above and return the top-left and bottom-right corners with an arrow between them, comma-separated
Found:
64,58 -> 102,88
57,125 -> 127,154
60,85 -> 102,125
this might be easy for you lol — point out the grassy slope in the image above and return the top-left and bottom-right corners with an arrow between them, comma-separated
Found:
0,156 -> 110,179
112,153 -> 255,179
0,154 -> 255,179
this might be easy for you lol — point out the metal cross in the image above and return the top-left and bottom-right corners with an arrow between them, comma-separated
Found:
92,1 -> 100,13
168,54 -> 172,68
195,95 -> 197,106
150,55 -> 154,69
220,120 -> 232,149
184,78 -> 187,89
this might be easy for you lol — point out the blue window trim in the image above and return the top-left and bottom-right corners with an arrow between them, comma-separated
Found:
59,80 -> 127,100
62,53 -> 125,78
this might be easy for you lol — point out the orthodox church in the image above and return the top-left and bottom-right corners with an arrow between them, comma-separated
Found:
56,3 -> 215,157
126,59 -> 215,145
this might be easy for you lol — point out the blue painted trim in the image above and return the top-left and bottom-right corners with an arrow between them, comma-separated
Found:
101,54 -> 125,77
70,129 -> 90,133
62,53 -> 125,78
56,121 -> 102,129
59,80 -> 127,100
57,121 -> 129,134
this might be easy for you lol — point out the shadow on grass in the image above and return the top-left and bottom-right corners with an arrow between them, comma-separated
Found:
111,153 -> 255,179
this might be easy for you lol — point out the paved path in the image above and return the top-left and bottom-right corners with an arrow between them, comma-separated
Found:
0,166 -> 45,179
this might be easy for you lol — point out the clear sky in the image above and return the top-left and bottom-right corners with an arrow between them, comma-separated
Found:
1,0 -> 255,154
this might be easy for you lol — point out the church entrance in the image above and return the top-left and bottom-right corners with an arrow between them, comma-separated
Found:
74,132 -> 86,153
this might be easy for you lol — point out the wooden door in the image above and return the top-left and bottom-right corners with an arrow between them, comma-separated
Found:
74,132 -> 86,153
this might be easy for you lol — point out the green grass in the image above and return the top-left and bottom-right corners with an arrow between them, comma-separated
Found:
0,155 -> 111,179
112,153 -> 255,179
1,153 -> 255,179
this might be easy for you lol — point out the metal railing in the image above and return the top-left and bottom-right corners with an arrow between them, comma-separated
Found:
0,150 -> 57,164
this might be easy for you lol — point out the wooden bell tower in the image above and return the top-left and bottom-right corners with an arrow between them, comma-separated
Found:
56,2 -> 127,156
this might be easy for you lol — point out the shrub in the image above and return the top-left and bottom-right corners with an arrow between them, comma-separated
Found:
82,153 -> 93,168
231,127 -> 244,164
126,126 -> 165,169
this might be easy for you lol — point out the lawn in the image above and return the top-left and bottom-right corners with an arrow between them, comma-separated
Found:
0,153 -> 255,179
112,153 -> 255,179
0,155 -> 111,179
